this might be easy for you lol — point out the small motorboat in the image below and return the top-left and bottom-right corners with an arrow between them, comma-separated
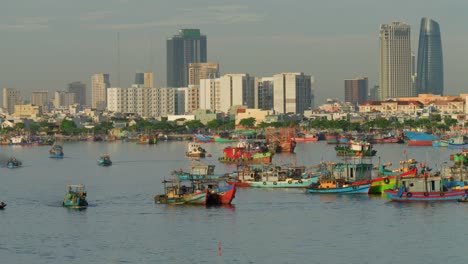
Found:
97,154 -> 112,166
0,201 -> 6,209
6,157 -> 22,168
50,144 -> 64,158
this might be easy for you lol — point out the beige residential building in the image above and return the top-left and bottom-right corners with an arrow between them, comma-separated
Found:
273,72 -> 312,114
359,101 -> 423,115
188,62 -> 219,86
3,88 -> 21,115
379,22 -> 414,100
54,91 -> 76,109
186,85 -> 200,113
13,104 -> 42,119
91,73 -> 110,110
30,91 -> 49,110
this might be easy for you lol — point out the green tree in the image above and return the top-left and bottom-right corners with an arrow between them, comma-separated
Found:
239,117 -> 256,128
431,114 -> 442,122
206,119 -> 223,130
59,119 -> 77,135
27,124 -> 40,134
443,117 -> 458,127
185,120 -> 204,131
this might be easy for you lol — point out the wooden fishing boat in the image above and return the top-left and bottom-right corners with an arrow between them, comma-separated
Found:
63,184 -> 88,208
186,142 -> 206,158
369,167 -> 418,194
293,133 -> 319,142
384,174 -> 466,202
194,134 -> 215,143
306,162 -> 373,194
6,157 -> 22,168
49,144 -> 64,159
154,178 -> 236,205
226,165 -> 318,188
218,143 -> 272,164
97,154 -> 112,166
307,179 -> 371,194
335,140 -> 377,157
173,163 -> 224,181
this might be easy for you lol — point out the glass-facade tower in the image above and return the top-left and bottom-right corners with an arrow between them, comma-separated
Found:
167,29 -> 207,88
416,18 -> 443,95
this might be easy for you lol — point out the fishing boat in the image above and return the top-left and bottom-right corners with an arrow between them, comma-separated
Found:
213,133 -> 236,143
448,136 -> 468,149
218,142 -> 272,164
194,134 -> 215,143
49,144 -> 64,158
335,140 -> 377,157
10,135 -> 26,145
173,163 -> 224,181
63,184 -> 88,208
0,201 -> 6,209
186,142 -> 206,158
384,175 -> 466,202
154,178 -> 236,205
97,154 -> 112,166
405,131 -> 439,146
227,164 -> 318,188
368,159 -> 420,194
293,133 -> 319,142
306,162 -> 373,194
6,157 -> 22,168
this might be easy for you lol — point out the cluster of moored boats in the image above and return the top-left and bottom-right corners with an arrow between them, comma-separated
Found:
158,148 -> 468,205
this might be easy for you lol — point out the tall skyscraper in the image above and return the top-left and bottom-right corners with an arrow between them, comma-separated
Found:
134,72 -> 154,88
379,22 -> 414,100
53,91 -> 76,109
188,62 -> 219,86
3,88 -> 21,115
273,72 -> 312,114
416,18 -> 444,95
344,77 -> 368,105
254,77 -> 274,110
167,29 -> 207,88
68,81 -> 86,105
91,73 -> 110,110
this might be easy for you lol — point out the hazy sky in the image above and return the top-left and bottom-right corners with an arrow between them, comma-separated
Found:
1,0 -> 467,104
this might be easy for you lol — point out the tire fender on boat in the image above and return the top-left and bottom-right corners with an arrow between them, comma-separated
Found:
423,192 -> 429,197
406,192 -> 412,198
288,180 -> 292,184
440,192 -> 445,196
465,190 -> 468,194
298,180 -> 303,184
273,181 -> 277,185
263,182 -> 267,185
383,177 -> 390,184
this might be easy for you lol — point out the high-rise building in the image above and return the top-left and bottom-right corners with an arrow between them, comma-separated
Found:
53,91 -> 76,109
188,62 -> 219,86
416,18 -> 444,95
344,77 -> 368,105
167,29 -> 207,87
3,88 -> 21,115
273,72 -> 312,114
369,85 -> 380,101
91,73 -> 110,110
379,22 -> 414,100
67,81 -> 86,105
134,72 -> 154,88
31,91 -> 48,105
254,77 -> 274,110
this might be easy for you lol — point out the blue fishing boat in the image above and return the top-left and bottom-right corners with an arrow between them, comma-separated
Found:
6,157 -> 22,168
384,175 -> 466,202
306,161 -> 373,194
194,134 -> 215,143
63,184 -> 88,208
448,136 -> 468,149
97,154 -> 112,166
173,163 -> 225,181
49,144 -> 64,158
307,180 -> 371,194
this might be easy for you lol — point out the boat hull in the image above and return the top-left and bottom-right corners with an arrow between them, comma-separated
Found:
407,140 -> 433,146
228,177 -> 317,188
219,155 -> 272,164
384,189 -> 466,202
307,183 -> 370,194
154,191 -> 207,205
294,137 -> 318,142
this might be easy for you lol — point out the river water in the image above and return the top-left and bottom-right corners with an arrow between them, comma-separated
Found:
0,141 -> 467,263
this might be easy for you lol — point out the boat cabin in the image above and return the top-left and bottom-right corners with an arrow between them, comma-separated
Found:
399,176 -> 447,193
189,163 -> 215,176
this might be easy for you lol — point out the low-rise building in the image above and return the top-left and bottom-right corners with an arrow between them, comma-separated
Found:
13,104 -> 42,119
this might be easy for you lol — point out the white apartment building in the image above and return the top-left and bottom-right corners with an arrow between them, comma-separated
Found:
3,88 -> 21,115
30,91 -> 49,109
107,86 -> 185,118
273,72 -> 312,114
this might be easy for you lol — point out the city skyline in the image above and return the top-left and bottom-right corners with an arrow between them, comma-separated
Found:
1,1 -> 468,104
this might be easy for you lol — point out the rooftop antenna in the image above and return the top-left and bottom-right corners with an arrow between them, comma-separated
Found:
117,32 -> 121,87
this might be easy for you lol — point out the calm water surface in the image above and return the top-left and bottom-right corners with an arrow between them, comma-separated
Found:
1,141 -> 467,263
